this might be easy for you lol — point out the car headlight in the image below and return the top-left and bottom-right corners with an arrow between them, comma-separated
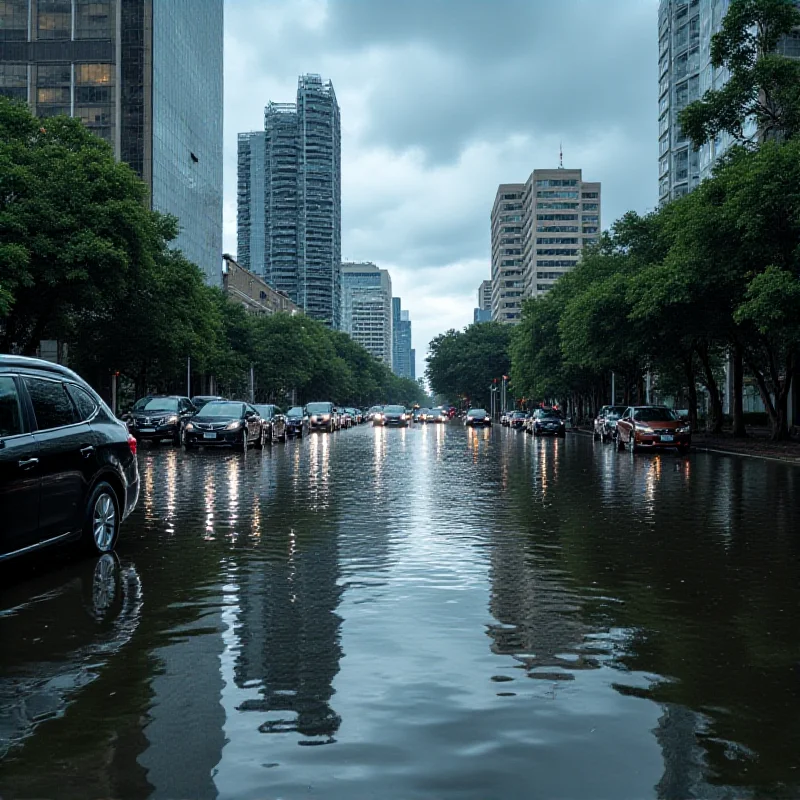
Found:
637,425 -> 654,434
322,414 -> 331,420
374,414 -> 382,421
677,425 -> 691,434
226,420 -> 244,430
184,422 -> 194,431
166,415 -> 179,425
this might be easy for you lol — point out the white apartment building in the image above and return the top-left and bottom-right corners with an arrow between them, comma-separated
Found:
340,262 -> 393,367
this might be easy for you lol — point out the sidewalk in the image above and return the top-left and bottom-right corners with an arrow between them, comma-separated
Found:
574,425 -> 800,465
692,429 -> 800,466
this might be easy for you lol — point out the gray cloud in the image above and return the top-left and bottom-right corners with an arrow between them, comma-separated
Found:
223,0 -> 659,360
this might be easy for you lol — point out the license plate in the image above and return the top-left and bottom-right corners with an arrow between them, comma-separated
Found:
139,427 -> 155,433
203,432 -> 217,440
661,434 -> 674,442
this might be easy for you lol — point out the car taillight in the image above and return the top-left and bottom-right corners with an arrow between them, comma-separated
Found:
128,434 -> 138,456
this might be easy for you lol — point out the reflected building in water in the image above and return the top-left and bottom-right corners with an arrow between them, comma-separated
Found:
232,527 -> 343,741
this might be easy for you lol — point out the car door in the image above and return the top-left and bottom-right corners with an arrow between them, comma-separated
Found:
0,375 -> 41,557
245,406 -> 261,443
619,409 -> 633,442
23,375 -> 96,538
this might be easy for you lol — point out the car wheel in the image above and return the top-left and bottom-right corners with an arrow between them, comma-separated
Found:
83,481 -> 120,555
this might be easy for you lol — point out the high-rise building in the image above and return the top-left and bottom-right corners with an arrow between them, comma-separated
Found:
257,74 -> 341,327
478,279 -> 492,311
236,131 -> 266,275
521,168 -> 600,299
0,0 -> 224,284
392,298 -> 413,379
410,349 -> 416,381
490,184 -> 525,324
340,262 -> 393,367
658,0 -> 800,205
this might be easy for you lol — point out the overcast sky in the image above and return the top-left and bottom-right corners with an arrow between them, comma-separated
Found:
222,0 -> 659,374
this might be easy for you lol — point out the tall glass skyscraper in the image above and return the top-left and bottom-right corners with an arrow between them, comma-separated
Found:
237,131 -> 266,274
0,0 -> 224,284
240,75 -> 341,327
392,297 -> 413,379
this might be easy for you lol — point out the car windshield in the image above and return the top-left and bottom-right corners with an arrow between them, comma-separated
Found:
199,402 -> 244,417
287,407 -> 304,416
513,411 -> 526,417
384,405 -> 405,413
133,397 -> 178,412
254,405 -> 274,418
307,403 -> 332,413
634,407 -> 678,422
537,410 -> 561,419
468,409 -> 487,417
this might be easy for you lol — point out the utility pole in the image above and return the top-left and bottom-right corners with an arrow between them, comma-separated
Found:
611,371 -> 616,405
250,364 -> 255,404
187,356 -> 191,398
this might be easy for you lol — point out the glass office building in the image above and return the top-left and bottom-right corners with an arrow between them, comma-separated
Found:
340,262 -> 393,367
237,131 -> 267,275
0,0 -> 224,284
392,297 -> 413,379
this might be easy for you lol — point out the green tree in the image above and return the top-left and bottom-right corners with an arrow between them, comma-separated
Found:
679,0 -> 800,147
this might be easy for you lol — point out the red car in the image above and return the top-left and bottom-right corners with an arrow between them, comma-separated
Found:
615,406 -> 691,455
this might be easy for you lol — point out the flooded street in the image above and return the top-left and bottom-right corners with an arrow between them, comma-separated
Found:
1,424 -> 799,799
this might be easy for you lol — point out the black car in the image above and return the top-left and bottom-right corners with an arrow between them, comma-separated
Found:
531,408 -> 566,437
127,395 -> 196,445
509,411 -> 528,429
191,395 -> 225,411
374,405 -> 408,427
285,406 -> 309,437
307,402 -> 337,433
183,401 -> 263,449
465,408 -> 492,427
0,355 -> 140,562
253,404 -> 287,444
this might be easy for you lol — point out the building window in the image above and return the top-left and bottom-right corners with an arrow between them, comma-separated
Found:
581,192 -> 599,199
536,190 -> 579,199
0,64 -> 27,101
538,202 -> 579,210
37,0 -> 72,40
535,179 -> 578,188
536,225 -> 579,233
536,237 -> 579,245
583,215 -> 599,223
582,203 -> 599,211
36,64 -> 71,115
75,63 -> 114,143
0,0 -> 28,40
75,1 -> 115,39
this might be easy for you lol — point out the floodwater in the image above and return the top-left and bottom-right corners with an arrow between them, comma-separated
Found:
1,424 -> 799,799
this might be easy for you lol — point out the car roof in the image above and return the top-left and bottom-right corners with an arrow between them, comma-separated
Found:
0,354 -> 87,383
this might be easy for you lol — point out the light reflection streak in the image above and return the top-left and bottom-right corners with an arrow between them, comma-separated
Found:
228,458 -> 240,538
164,449 -> 177,533
204,467 -> 216,540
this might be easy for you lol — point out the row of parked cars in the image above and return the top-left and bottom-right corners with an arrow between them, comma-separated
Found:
126,397 -> 368,448
593,405 -> 692,454
501,408 -> 567,437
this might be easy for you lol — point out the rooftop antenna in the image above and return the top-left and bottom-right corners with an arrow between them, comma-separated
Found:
559,141 -> 564,169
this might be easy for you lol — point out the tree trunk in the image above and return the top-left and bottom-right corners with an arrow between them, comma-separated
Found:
696,343 -> 724,434
732,342 -> 746,438
682,354 -> 699,433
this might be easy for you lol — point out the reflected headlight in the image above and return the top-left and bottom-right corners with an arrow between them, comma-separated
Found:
226,420 -> 244,430
166,415 -> 179,425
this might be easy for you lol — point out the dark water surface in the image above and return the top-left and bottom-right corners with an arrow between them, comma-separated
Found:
1,425 -> 799,799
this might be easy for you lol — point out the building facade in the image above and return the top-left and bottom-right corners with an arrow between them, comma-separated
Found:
521,168 -> 600,299
340,262 -> 393,367
392,297 -> 413,379
222,254 -> 299,316
490,184 -> 525,324
236,131 -> 266,275
478,279 -> 492,312
0,0 -> 224,285
254,75 -> 341,327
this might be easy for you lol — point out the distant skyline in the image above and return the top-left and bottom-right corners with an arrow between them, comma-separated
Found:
223,0 -> 659,366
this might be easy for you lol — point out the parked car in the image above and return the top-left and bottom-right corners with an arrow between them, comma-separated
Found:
426,408 -> 448,424
593,405 -> 628,442
373,404 -> 408,427
307,402 -> 337,433
529,408 -> 566,437
465,408 -> 492,427
127,395 -> 195,445
615,406 -> 691,454
253,404 -> 287,444
285,406 -> 309,437
366,405 -> 383,422
509,411 -> 528,429
191,395 -> 225,410
183,401 -> 262,449
0,355 -> 139,562
338,408 -> 353,429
